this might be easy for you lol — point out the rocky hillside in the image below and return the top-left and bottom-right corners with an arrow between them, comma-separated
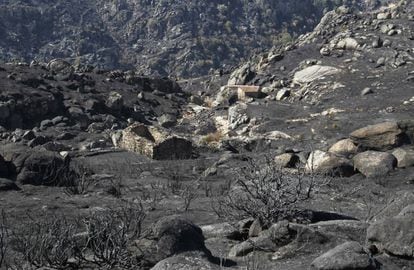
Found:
0,0 -> 371,78
187,0 -> 414,156
2,1 -> 414,270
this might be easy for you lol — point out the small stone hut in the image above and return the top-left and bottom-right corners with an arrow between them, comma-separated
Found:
226,85 -> 262,101
120,124 -> 192,160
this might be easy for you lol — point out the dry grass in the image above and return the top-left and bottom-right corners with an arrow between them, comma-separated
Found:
201,130 -> 224,145
205,96 -> 215,108
63,162 -> 96,195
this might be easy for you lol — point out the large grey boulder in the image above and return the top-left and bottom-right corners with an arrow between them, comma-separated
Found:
328,139 -> 359,157
229,220 -> 293,257
311,241 -> 375,270
371,191 -> 414,222
228,103 -> 249,130
1,145 -> 71,186
350,122 -> 405,151
228,63 -> 255,85
213,86 -> 238,107
293,65 -> 340,84
46,59 -> 74,74
229,221 -> 327,258
306,150 -> 354,176
353,151 -> 397,178
309,220 -> 368,243
135,216 -> 213,266
367,205 -> 414,258
274,153 -> 299,168
152,216 -> 210,257
392,147 -> 414,168
336,37 -> 360,50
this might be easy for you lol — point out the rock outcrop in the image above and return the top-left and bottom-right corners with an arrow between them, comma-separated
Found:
293,65 -> 340,84
329,139 -> 359,157
311,241 -> 375,270
392,147 -> 414,168
353,151 -> 397,178
306,150 -> 354,176
134,216 -> 216,267
367,204 -> 414,258
350,122 -> 406,151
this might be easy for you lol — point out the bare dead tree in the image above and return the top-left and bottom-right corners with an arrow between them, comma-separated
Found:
63,162 -> 97,195
181,182 -> 198,212
80,200 -> 147,268
215,156 -> 317,227
11,214 -> 78,269
8,199 -> 147,270
139,181 -> 167,211
106,178 -> 125,198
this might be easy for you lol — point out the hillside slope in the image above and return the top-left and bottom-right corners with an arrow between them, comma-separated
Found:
0,0 -> 367,78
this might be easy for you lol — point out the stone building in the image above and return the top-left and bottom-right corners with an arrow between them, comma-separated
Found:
235,85 -> 262,100
225,85 -> 262,101
119,124 -> 193,160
